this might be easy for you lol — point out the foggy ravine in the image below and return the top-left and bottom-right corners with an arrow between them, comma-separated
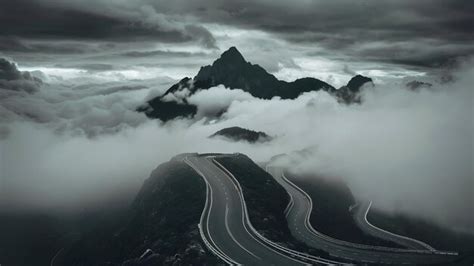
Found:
1,58 -> 472,234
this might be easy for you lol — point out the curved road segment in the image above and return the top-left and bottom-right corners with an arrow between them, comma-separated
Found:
184,154 -> 341,265
354,201 -> 437,251
266,166 -> 458,265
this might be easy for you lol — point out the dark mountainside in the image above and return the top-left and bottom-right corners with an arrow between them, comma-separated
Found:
0,212 -> 76,266
138,47 -> 371,121
368,210 -> 474,264
286,171 -> 401,248
57,153 -> 353,265
210,126 -> 272,143
367,209 -> 474,266
191,47 -> 334,99
269,150 -> 397,247
60,158 -> 219,266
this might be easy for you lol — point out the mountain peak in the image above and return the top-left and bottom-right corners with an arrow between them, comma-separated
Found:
195,46 -> 250,84
346,74 -> 373,92
142,47 -> 337,121
216,46 -> 246,65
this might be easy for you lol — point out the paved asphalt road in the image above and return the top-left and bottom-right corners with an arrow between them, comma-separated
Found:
353,201 -> 437,251
184,155 -> 311,265
266,166 -> 458,265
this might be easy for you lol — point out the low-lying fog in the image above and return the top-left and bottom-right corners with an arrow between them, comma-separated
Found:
1,58 -> 472,234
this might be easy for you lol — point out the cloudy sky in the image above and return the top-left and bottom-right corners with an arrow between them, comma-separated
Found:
1,0 -> 473,86
0,0 -> 473,234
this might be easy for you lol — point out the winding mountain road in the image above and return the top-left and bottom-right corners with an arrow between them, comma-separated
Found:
184,154 -> 340,265
353,201 -> 437,251
266,166 -> 458,265
179,153 -> 458,265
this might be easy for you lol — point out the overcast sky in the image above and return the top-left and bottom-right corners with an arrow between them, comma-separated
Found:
1,0 -> 473,87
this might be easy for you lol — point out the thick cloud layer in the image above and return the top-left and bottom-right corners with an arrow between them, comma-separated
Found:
187,85 -> 254,118
198,0 -> 473,67
263,74 -> 473,233
1,57 -> 473,235
0,0 -> 217,48
206,62 -> 473,233
0,58 -> 176,137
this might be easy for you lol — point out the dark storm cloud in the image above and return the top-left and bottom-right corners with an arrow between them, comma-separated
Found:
213,0 -> 473,67
94,85 -> 148,96
0,0 -> 183,42
76,64 -> 115,72
0,58 -> 42,93
0,58 -> 30,81
369,48 -> 474,69
141,0 -> 474,68
121,50 -> 204,58
220,0 -> 473,42
0,0 -> 217,49
184,25 -> 218,49
0,37 -> 86,54
1,0 -> 472,68
54,63 -> 116,72
342,65 -> 356,76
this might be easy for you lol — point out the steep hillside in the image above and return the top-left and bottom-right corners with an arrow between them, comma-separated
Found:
286,170 -> 400,248
60,158 -> 218,265
368,209 -> 474,253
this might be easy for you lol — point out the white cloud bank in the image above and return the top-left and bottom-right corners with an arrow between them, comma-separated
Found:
188,85 -> 254,118
0,59 -> 472,234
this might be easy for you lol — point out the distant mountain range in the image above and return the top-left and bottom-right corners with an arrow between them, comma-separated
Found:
138,47 -> 373,121
406,80 -> 433,91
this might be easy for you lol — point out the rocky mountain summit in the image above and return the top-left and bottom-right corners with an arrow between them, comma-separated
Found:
138,47 -> 372,121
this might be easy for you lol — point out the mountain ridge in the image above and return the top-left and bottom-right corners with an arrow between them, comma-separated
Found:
138,47 -> 372,121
